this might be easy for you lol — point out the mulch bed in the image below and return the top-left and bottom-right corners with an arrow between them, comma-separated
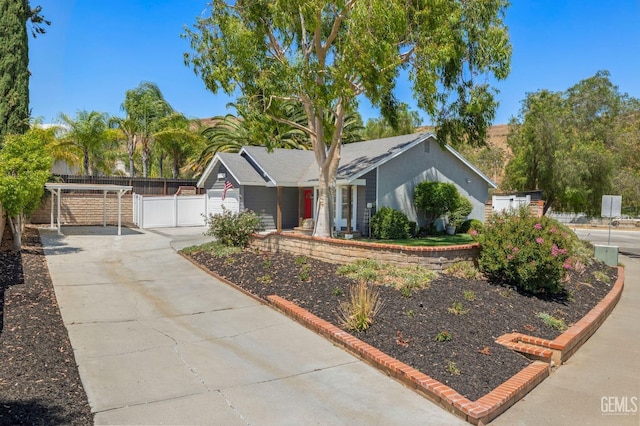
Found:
187,246 -> 617,401
0,227 -> 92,425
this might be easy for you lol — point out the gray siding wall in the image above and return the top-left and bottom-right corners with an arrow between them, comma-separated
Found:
364,170 -> 377,207
242,185 -> 299,230
377,140 -> 489,227
244,186 -> 277,229
280,187 -> 299,229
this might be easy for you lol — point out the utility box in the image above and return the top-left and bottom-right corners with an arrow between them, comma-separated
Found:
594,245 -> 619,267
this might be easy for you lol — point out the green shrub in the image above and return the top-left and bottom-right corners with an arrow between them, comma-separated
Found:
448,196 -> 473,228
458,218 -> 483,234
414,181 -> 460,226
478,207 -> 587,294
370,207 -> 412,239
204,207 -> 262,247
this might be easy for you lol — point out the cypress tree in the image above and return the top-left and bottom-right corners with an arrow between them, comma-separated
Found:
0,1 -> 49,142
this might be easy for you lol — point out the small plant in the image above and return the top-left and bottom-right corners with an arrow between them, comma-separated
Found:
463,290 -> 476,301
257,274 -> 272,285
400,284 -> 413,298
294,256 -> 308,265
337,259 -> 381,283
446,360 -> 461,375
337,282 -> 384,332
262,259 -> 272,269
446,261 -> 482,280
592,270 -> 611,284
406,309 -> 415,318
224,257 -> 237,265
499,287 -> 512,298
434,331 -> 451,342
298,264 -> 311,282
536,312 -> 567,331
204,207 -> 262,247
332,286 -> 344,296
448,301 -> 468,315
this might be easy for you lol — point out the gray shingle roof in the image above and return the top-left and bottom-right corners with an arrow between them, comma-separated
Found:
218,153 -> 267,185
240,146 -> 316,186
198,132 -> 495,188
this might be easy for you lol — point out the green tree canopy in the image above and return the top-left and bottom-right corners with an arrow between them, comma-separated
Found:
414,181 -> 461,226
121,82 -> 173,177
362,103 -> 421,140
153,113 -> 204,178
503,71 -> 636,215
0,130 -> 52,250
184,0 -> 511,237
0,1 -> 49,141
57,110 -> 119,176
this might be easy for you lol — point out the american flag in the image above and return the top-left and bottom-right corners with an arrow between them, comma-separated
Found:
222,180 -> 233,200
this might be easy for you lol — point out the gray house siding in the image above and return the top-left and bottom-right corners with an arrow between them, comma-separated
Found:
364,170 -> 377,207
243,186 -> 276,229
280,187 -> 299,229
377,141 -> 487,228
241,185 -> 299,230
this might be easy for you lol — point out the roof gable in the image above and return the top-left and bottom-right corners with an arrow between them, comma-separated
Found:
197,133 -> 496,188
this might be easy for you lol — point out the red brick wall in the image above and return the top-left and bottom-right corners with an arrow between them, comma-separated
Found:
30,194 -> 134,226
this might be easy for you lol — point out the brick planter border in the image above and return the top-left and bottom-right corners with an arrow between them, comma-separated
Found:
250,232 -> 480,271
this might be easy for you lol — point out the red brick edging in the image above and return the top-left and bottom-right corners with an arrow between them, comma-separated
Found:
266,265 -> 624,425
495,266 -> 625,365
184,250 -> 625,425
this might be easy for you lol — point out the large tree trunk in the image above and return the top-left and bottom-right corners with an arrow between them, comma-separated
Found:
8,215 -> 22,251
314,167 -> 333,237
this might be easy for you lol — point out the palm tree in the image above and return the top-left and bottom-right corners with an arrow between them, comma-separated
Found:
121,82 -> 173,177
110,116 -> 139,177
153,113 -> 204,178
57,110 -> 116,176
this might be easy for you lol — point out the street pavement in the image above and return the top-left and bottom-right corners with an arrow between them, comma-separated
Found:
40,226 -> 465,426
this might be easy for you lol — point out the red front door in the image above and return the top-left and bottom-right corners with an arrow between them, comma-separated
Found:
303,189 -> 313,218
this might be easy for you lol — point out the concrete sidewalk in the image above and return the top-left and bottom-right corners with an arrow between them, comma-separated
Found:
40,226 -> 464,426
491,254 -> 640,425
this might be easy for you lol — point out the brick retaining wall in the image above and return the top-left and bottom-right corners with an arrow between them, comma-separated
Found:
30,194 -> 134,226
249,232 -> 480,270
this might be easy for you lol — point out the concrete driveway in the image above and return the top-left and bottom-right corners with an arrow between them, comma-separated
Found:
40,226 -> 464,425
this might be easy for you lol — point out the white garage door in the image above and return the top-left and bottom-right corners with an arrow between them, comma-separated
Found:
207,189 -> 239,216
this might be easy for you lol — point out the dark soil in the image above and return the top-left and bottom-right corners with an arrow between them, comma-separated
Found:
187,246 -> 617,401
0,227 -> 92,425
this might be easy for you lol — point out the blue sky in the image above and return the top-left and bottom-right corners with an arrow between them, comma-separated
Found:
29,1 -> 640,126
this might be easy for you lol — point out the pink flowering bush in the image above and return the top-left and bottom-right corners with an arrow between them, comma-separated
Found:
478,207 -> 589,294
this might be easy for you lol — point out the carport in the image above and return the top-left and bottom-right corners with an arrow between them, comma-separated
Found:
45,183 -> 133,236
